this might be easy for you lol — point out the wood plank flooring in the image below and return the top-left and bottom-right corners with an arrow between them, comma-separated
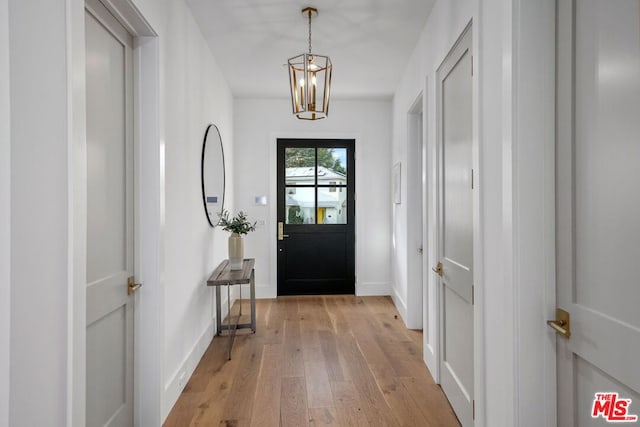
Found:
163,296 -> 460,427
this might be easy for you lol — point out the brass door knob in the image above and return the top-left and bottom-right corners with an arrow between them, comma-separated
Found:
547,308 -> 571,339
127,276 -> 142,295
432,261 -> 443,277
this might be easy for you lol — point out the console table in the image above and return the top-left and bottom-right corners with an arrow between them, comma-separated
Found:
207,258 -> 256,359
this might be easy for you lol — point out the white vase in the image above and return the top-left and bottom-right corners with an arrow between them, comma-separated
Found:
228,233 -> 244,270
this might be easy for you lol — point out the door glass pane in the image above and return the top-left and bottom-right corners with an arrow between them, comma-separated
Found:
317,148 -> 347,184
286,187 -> 315,224
285,148 -> 315,185
318,186 -> 347,224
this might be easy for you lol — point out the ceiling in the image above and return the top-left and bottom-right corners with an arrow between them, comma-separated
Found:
186,0 -> 435,99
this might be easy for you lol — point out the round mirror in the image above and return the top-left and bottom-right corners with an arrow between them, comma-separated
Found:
201,124 -> 226,227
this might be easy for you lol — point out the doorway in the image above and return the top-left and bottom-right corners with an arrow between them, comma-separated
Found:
276,139 -> 355,295
555,1 -> 640,425
85,0 -> 136,425
406,94 -> 425,330
436,25 -> 474,426
72,0 -> 159,425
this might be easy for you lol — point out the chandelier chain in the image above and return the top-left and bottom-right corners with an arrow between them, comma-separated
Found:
308,9 -> 312,54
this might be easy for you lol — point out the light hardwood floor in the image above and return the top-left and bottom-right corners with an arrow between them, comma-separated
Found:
163,296 -> 460,427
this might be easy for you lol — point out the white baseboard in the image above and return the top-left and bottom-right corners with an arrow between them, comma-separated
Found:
255,284 -> 276,299
356,282 -> 391,296
162,321 -> 214,421
390,286 -> 408,325
235,283 -> 276,299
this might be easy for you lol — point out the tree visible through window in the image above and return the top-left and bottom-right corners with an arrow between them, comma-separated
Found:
285,147 -> 346,174
288,206 -> 304,224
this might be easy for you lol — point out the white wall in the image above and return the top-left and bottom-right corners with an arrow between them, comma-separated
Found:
391,0 -> 475,370
0,0 -> 10,425
477,0 -> 514,424
391,0 -> 557,426
146,0 -> 235,419
7,0 -> 234,424
82,0 -> 236,419
509,1 -> 557,425
9,0 -> 70,425
233,98 -> 392,298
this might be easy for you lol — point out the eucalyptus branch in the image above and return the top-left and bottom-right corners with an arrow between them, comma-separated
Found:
218,210 -> 257,235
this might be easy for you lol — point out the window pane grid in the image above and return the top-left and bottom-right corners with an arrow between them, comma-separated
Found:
284,146 -> 348,225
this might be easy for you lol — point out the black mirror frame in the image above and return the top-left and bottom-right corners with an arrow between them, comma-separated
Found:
200,123 -> 226,227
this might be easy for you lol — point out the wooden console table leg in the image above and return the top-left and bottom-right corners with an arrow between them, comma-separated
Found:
227,284 -> 232,360
250,269 -> 256,333
215,285 -> 222,335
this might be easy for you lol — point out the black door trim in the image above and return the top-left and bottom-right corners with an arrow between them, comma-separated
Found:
277,139 -> 355,295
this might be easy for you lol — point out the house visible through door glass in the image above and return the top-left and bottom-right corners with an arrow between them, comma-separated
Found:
284,147 -> 347,224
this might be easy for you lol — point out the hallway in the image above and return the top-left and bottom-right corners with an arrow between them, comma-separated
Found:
163,296 -> 459,426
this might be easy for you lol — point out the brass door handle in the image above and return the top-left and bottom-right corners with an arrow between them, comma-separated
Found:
277,222 -> 289,240
432,261 -> 443,277
127,276 -> 142,295
547,308 -> 571,339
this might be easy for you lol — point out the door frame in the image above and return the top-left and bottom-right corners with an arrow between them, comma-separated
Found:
500,0 -> 557,425
276,138 -> 356,296
67,0 -> 161,425
0,1 -> 9,424
406,93 -> 425,330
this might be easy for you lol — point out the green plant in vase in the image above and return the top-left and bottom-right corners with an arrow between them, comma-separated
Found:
218,210 -> 256,270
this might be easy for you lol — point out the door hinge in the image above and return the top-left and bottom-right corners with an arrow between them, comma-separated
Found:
471,168 -> 474,189
354,192 -> 357,201
473,399 -> 475,420
471,55 -> 474,76
472,285 -> 475,305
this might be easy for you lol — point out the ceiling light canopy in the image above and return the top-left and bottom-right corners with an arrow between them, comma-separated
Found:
288,7 -> 332,120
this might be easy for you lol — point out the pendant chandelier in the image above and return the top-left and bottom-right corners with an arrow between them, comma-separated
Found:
288,7 -> 332,120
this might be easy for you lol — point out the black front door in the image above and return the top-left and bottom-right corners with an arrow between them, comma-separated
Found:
277,139 -> 355,295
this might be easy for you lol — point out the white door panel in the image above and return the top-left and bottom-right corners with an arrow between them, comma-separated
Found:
573,356 -> 640,427
86,1 -> 128,285
574,0 -> 640,329
443,286 -> 473,384
85,0 -> 135,426
87,305 -> 130,426
557,0 -> 640,425
438,26 -> 474,427
442,260 -> 472,304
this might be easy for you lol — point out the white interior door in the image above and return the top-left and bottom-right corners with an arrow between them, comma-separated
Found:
556,0 -> 640,425
437,27 -> 474,427
85,1 -> 135,426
